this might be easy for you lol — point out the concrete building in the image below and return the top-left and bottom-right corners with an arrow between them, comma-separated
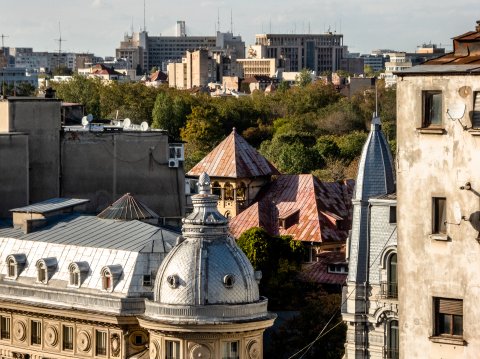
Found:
254,32 -> 346,73
167,49 -> 215,89
236,58 -> 277,78
342,116 -> 397,359
0,97 -> 185,222
0,173 -> 275,359
396,20 -> 480,358
384,53 -> 412,87
0,67 -> 38,89
362,54 -> 387,72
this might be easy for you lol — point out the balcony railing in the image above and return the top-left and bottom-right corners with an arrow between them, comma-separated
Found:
380,281 -> 398,299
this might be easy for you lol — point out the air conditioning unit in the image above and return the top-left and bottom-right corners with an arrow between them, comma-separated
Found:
168,159 -> 179,168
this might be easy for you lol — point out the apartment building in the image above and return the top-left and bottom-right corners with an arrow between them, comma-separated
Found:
397,20 -> 480,358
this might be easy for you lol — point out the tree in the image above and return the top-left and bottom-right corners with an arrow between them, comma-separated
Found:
52,75 -> 101,118
295,68 -> 313,88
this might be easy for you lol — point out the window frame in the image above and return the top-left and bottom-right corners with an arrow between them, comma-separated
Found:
165,339 -> 181,359
434,297 -> 463,338
95,330 -> 107,356
31,320 -> 42,345
472,91 -> 480,128
0,315 -> 11,340
422,90 -> 443,128
62,325 -> 74,351
432,197 -> 447,235
222,340 -> 240,359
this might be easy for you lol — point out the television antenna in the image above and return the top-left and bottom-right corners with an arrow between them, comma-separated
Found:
0,34 -> 8,48
55,22 -> 67,69
446,103 -> 467,129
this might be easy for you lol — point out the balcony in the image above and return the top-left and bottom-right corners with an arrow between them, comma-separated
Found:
380,281 -> 398,299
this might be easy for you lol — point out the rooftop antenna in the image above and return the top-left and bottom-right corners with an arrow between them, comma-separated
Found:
131,17 -> 134,35
0,34 -> 8,48
230,9 -> 233,33
269,18 -> 271,33
143,0 -> 146,31
308,22 -> 311,34
217,9 -> 221,33
55,22 -> 66,69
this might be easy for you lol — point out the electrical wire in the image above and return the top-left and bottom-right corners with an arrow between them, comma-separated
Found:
287,225 -> 398,359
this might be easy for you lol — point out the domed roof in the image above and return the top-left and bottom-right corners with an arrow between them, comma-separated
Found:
153,173 -> 260,306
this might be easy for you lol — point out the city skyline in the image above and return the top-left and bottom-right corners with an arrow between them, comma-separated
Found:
1,0 -> 477,57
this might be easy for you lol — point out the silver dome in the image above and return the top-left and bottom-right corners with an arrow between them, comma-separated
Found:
153,173 -> 260,306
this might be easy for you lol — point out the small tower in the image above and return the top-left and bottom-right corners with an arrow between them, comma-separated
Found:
141,172 -> 276,359
342,116 -> 397,359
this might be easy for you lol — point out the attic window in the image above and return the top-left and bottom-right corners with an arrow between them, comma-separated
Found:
68,262 -> 89,288
5,254 -> 26,280
223,274 -> 235,288
143,274 -> 152,286
100,265 -> 122,292
328,263 -> 348,274
278,209 -> 300,229
36,258 -> 57,284
167,274 -> 179,289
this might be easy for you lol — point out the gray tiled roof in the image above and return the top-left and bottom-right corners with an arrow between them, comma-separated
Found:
10,198 -> 90,214
97,193 -> 159,221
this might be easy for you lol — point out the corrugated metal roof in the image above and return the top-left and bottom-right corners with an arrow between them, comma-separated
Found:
187,128 -> 279,178
7,213 -> 179,252
398,64 -> 480,74
10,198 -> 90,214
229,174 -> 354,243
97,193 -> 159,221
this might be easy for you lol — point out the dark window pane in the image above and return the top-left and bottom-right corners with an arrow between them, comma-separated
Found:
430,93 -> 442,125
439,313 -> 451,335
453,315 -> 463,336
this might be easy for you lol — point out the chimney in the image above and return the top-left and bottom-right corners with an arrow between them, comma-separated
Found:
476,20 -> 480,32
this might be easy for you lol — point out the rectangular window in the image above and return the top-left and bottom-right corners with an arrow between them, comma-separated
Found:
423,91 -> 442,127
473,91 -> 480,128
0,316 -> 10,340
389,206 -> 397,224
96,330 -> 107,356
166,340 -> 180,359
433,197 -> 447,234
222,341 -> 240,359
435,298 -> 463,337
63,325 -> 73,350
31,320 -> 42,345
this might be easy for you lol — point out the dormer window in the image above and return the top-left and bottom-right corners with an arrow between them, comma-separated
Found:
100,265 -> 122,292
36,258 -> 57,284
6,254 -> 26,280
223,274 -> 235,288
68,262 -> 89,288
278,209 -> 300,229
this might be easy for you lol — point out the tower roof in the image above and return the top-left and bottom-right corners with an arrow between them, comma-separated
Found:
97,193 -> 159,221
354,117 -> 395,201
187,128 -> 279,178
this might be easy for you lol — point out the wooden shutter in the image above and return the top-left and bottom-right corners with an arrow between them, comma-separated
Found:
473,92 -> 480,128
438,298 -> 463,315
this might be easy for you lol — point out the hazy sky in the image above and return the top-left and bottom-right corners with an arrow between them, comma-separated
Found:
1,0 -> 478,57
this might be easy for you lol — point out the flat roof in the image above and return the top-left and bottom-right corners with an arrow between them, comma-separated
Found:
10,198 -> 90,214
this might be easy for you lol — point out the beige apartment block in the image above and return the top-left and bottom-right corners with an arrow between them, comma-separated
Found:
237,58 -> 277,78
397,20 -> 480,359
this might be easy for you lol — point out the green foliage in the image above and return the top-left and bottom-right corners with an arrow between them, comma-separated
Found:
335,131 -> 368,161
295,68 -> 313,88
267,292 -> 347,359
53,66 -> 73,76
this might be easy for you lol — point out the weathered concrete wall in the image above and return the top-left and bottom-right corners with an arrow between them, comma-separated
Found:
397,74 -> 480,358
4,98 -> 61,203
61,131 -> 185,219
0,134 -> 28,217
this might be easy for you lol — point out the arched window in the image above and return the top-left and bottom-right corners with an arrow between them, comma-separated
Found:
5,254 -> 26,280
68,262 -> 89,288
36,258 -> 57,284
212,181 -> 222,199
100,265 -> 122,292
224,182 -> 234,201
386,320 -> 399,359
236,182 -> 246,201
387,253 -> 397,298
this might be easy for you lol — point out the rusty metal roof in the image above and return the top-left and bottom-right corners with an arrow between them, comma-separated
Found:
299,251 -> 347,285
228,175 -> 354,243
97,193 -> 159,221
187,128 -> 279,178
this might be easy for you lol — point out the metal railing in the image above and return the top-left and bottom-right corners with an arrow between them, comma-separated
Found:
380,282 -> 398,299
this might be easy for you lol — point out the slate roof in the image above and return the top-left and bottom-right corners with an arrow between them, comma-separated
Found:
228,174 -> 354,243
10,198 -> 89,214
97,193 -> 159,221
187,128 -> 279,178
299,251 -> 347,285
149,70 -> 168,82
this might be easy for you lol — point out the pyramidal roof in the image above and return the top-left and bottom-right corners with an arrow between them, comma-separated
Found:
97,193 -> 159,221
354,116 -> 395,201
187,128 -> 279,178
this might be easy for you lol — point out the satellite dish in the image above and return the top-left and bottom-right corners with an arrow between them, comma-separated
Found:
140,121 -> 149,131
81,116 -> 88,126
447,103 -> 466,120
87,113 -> 94,122
123,118 -> 131,129
453,201 -> 462,225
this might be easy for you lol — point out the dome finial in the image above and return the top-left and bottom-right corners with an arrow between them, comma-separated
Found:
198,172 -> 211,195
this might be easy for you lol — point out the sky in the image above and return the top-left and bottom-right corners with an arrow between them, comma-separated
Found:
1,0 -> 479,57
